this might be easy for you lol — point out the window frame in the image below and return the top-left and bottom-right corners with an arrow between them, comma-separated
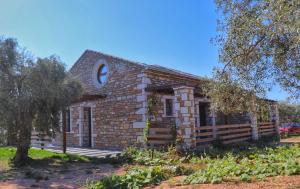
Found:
163,96 -> 175,117
97,64 -> 108,84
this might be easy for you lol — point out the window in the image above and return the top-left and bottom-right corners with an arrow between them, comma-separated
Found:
165,99 -> 174,116
97,65 -> 108,84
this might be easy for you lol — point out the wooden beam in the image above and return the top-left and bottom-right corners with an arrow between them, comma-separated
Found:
62,111 -> 67,154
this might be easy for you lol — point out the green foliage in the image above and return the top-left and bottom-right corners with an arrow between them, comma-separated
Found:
0,37 -> 82,163
184,145 -> 300,184
143,119 -> 150,143
122,147 -> 181,166
146,95 -> 158,118
209,0 -> 300,114
144,94 -> 158,144
278,101 -> 300,123
87,166 -> 166,189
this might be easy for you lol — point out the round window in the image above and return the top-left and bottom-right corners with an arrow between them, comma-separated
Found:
97,65 -> 107,84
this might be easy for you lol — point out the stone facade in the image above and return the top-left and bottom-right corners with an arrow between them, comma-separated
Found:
53,50 -> 279,150
55,50 -> 146,150
174,87 -> 196,148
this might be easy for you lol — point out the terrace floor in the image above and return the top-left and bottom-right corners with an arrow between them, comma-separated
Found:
33,146 -> 122,158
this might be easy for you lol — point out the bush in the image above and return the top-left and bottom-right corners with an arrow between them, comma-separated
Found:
184,144 -> 300,184
121,147 -> 181,166
87,166 -> 166,189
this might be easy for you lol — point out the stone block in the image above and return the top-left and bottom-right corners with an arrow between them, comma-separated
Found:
181,93 -> 188,100
184,101 -> 192,107
181,107 -> 188,114
133,122 -> 146,128
137,95 -> 146,102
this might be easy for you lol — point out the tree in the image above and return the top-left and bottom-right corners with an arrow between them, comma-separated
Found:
278,101 -> 300,123
208,0 -> 300,114
0,37 -> 82,164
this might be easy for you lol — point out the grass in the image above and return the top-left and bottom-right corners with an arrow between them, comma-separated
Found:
0,146 -> 128,183
0,146 -> 97,182
0,147 -> 91,170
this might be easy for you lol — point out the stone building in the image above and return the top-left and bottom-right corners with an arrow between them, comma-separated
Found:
53,50 -> 279,150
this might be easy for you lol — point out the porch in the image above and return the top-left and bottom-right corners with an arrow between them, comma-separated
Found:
146,85 -> 280,149
147,122 -> 278,148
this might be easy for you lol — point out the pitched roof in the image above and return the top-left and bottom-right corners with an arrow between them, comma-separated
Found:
70,49 -> 208,82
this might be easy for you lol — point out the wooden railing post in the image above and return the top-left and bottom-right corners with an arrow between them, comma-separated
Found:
62,110 -> 67,153
211,111 -> 217,139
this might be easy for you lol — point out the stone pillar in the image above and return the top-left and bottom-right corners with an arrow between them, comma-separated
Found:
270,103 -> 280,135
174,86 -> 196,149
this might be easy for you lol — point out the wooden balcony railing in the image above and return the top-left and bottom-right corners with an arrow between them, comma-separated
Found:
258,122 -> 276,136
147,127 -> 174,147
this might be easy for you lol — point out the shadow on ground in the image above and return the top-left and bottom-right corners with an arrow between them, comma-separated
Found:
0,155 -> 124,189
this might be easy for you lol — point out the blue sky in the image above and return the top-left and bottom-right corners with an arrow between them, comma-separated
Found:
0,0 -> 289,101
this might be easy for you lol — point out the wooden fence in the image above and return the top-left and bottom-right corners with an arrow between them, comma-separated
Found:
258,122 -> 276,136
147,127 -> 174,147
31,131 -> 52,149
195,126 -> 214,146
216,123 -> 252,144
148,122 -> 277,148
195,123 -> 252,146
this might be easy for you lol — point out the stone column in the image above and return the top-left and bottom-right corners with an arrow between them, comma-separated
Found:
174,86 -> 196,149
270,103 -> 280,135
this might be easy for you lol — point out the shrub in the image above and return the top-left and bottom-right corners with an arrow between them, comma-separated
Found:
184,145 -> 300,184
87,166 -> 166,189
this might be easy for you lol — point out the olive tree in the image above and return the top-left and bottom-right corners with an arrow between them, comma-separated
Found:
208,0 -> 300,114
0,37 -> 82,164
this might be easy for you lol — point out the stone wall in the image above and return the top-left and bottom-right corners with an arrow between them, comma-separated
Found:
53,50 -> 279,150
147,93 -> 176,128
54,50 -> 147,150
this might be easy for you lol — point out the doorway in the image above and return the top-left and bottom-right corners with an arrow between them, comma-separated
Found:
199,102 -> 208,126
82,107 -> 92,147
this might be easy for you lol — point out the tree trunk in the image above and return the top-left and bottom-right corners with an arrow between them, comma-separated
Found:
13,124 -> 32,165
14,142 -> 30,164
249,92 -> 259,140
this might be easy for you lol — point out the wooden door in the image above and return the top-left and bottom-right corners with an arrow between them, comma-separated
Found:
82,107 -> 92,147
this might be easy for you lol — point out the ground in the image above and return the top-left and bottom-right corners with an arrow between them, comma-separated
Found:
0,163 -> 123,189
153,175 -> 300,189
0,148 -> 124,189
280,136 -> 300,144
1,136 -> 300,189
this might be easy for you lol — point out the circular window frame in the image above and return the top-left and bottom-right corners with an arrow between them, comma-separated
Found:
97,64 -> 108,84
93,59 -> 109,88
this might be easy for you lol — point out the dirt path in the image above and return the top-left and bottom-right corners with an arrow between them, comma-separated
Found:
0,163 -> 124,189
280,136 -> 300,144
153,175 -> 300,189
